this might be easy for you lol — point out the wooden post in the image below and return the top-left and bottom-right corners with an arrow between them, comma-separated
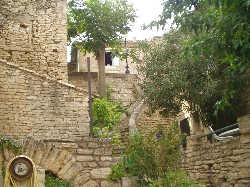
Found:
87,57 -> 94,137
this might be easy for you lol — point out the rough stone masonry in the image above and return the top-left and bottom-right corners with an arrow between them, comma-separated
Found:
0,0 -> 68,81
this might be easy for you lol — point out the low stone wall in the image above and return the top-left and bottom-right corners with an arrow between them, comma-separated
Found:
68,72 -> 139,108
182,134 -> 250,187
0,59 -> 89,141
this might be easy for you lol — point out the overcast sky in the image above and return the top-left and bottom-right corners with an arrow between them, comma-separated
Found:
126,0 -> 166,40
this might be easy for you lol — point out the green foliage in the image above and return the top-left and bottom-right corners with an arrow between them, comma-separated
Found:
107,164 -> 126,181
109,123 -> 185,185
1,165 -> 5,179
67,0 -> 136,54
0,136 -> 21,153
149,170 -> 202,187
92,97 -> 124,138
135,0 -> 250,127
45,171 -> 71,187
93,98 -> 122,128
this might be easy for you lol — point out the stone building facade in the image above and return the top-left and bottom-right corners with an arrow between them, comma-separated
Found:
68,72 -> 139,108
0,0 -> 130,186
69,45 -> 137,75
0,0 -> 68,81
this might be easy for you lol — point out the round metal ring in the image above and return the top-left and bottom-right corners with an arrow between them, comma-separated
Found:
9,156 -> 33,181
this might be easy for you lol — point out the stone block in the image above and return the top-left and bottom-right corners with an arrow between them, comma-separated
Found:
77,155 -> 94,162
101,180 -> 121,187
101,156 -> 112,161
77,149 -> 94,155
121,177 -> 137,187
90,168 -> 112,179
88,142 -> 99,148
82,180 -> 99,187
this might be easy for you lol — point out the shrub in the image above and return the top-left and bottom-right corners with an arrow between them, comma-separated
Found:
92,98 -> 123,138
109,123 -> 185,185
45,171 -> 71,187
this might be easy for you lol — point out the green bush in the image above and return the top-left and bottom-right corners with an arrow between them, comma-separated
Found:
149,170 -> 202,187
92,98 -> 123,138
45,171 -> 71,187
109,123 -> 186,185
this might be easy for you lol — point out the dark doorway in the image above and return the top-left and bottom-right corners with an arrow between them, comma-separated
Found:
105,52 -> 112,66
180,118 -> 190,149
180,118 -> 190,136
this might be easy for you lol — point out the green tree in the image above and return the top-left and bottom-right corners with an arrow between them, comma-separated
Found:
67,0 -> 136,96
136,0 -> 250,128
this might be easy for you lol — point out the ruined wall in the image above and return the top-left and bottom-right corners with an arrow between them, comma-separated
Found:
0,0 -> 68,81
68,72 -> 139,108
0,59 -> 89,141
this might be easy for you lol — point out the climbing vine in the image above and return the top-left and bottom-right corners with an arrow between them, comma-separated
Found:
0,136 -> 21,153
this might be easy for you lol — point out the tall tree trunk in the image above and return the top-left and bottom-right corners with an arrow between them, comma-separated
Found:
96,48 -> 107,97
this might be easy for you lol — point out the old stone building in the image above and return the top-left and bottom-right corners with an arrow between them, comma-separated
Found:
0,0 -> 130,186
68,41 -> 137,75
1,0 -> 250,186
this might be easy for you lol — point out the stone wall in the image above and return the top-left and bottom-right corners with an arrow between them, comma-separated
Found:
182,135 -> 250,187
137,107 -> 175,136
0,0 -> 68,81
68,72 -> 139,108
69,47 -> 137,74
181,70 -> 250,187
0,59 -> 89,141
0,137 -> 135,187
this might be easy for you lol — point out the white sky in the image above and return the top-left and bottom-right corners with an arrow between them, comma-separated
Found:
126,0 -> 166,40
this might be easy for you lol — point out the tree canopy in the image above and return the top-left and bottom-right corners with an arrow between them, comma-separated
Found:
134,0 -> 250,128
67,0 -> 136,54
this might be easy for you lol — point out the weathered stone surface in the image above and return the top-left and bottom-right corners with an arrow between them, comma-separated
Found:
121,177 -> 137,187
101,156 -> 112,161
0,60 -> 89,141
90,168 -> 112,179
101,180 -> 121,187
82,180 -> 99,187
77,149 -> 94,155
77,155 -> 94,162
73,172 -> 90,186
0,0 -> 68,81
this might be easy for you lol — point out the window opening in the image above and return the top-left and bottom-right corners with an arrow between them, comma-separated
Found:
105,52 -> 112,66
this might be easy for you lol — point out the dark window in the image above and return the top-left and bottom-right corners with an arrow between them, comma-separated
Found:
180,118 -> 190,136
105,52 -> 112,66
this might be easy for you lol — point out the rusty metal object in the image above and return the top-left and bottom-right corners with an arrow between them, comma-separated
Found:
9,156 -> 33,181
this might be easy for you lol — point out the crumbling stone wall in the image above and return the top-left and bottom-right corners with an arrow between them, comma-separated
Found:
0,0 -> 68,81
0,59 -> 89,141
